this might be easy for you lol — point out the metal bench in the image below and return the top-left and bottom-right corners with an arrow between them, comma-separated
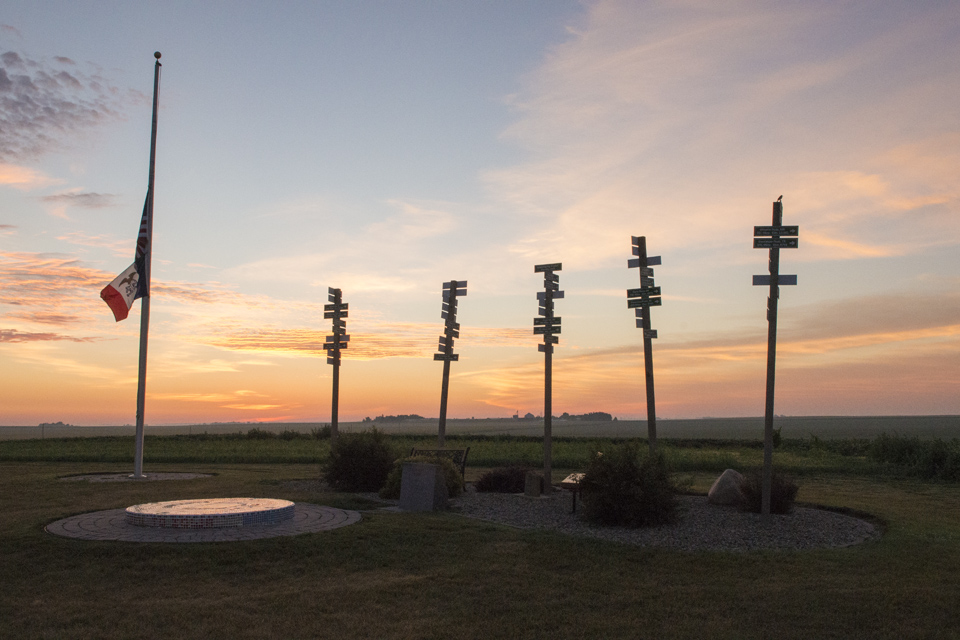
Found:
560,473 -> 585,513
409,447 -> 470,478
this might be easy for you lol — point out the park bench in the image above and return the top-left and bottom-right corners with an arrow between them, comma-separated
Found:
561,473 -> 585,513
409,447 -> 470,478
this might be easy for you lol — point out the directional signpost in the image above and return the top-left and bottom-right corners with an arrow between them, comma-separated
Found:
534,263 -> 563,493
324,287 -> 349,442
627,236 -> 662,454
752,197 -> 798,517
435,280 -> 467,447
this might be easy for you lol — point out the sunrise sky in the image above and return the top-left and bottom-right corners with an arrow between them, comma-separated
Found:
1,1 -> 958,425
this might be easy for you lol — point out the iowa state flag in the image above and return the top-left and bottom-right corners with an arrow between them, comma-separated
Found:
100,190 -> 151,322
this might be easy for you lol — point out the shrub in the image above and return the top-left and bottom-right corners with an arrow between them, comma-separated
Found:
246,428 -> 275,440
323,428 -> 395,492
310,425 -> 332,440
475,466 -> 531,493
279,429 -> 301,441
379,456 -> 464,499
738,468 -> 799,514
579,444 -> 677,528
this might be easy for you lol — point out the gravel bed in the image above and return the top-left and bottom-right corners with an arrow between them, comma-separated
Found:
446,487 -> 880,552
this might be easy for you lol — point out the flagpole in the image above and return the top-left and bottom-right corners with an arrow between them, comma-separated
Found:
133,52 -> 161,479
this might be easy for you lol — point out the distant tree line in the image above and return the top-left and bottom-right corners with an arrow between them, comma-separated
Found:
513,412 -> 615,421
362,414 -> 426,423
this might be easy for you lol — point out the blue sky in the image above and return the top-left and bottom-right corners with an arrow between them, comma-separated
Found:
1,1 -> 958,424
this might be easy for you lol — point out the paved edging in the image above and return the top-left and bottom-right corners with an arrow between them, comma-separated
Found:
45,503 -> 361,543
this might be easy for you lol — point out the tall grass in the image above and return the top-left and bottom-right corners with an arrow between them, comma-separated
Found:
868,433 -> 960,481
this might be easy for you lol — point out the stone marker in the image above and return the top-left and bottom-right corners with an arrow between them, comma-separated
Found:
708,468 -> 746,506
399,463 -> 448,512
525,471 -> 543,497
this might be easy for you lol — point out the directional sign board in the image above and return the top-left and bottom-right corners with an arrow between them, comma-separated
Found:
754,225 -> 799,237
628,256 -> 661,268
533,317 -> 561,325
324,303 -> 348,311
627,287 -> 661,298
533,326 -> 560,335
754,237 -> 799,249
753,274 -> 797,286
433,353 -> 459,362
627,297 -> 662,309
535,263 -> 562,272
644,329 -> 658,339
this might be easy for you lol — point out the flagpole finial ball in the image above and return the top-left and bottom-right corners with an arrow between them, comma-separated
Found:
154,51 -> 161,59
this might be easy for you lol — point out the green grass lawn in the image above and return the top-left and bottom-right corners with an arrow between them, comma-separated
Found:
1,436 -> 959,639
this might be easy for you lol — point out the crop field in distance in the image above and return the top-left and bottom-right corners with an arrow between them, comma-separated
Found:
2,415 -> 957,441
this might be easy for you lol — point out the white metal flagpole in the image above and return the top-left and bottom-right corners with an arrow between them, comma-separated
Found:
132,52 -> 162,479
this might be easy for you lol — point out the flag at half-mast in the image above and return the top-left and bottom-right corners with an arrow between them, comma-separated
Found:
100,189 -> 152,322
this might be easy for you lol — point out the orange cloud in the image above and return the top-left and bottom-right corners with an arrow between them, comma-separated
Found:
0,163 -> 60,189
0,328 -> 99,343
205,324 -> 533,360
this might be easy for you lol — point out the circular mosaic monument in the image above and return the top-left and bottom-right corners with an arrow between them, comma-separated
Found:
46,502 -> 361,542
125,497 -> 295,529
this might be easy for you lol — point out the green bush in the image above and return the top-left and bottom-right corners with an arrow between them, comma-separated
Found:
579,444 -> 677,528
475,466 -> 531,493
310,425 -> 332,440
246,428 -> 275,440
738,468 -> 799,514
379,456 -> 464,499
323,428 -> 396,492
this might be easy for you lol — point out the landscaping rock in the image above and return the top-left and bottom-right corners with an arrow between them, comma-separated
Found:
708,469 -> 746,506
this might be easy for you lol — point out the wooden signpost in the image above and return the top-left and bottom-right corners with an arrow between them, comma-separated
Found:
627,236 -> 662,454
434,280 -> 467,447
534,263 -> 563,493
752,197 -> 798,517
323,287 -> 349,442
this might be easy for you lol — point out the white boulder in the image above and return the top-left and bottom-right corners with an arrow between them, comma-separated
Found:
708,469 -> 746,506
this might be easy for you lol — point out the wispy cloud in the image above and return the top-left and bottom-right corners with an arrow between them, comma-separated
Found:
0,50 -> 132,161
0,328 -> 98,343
41,191 -> 118,209
56,231 -> 130,256
0,163 -> 60,189
204,323 -> 533,360
485,1 -> 960,270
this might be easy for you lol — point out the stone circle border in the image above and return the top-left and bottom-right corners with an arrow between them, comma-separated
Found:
46,503 -> 361,543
